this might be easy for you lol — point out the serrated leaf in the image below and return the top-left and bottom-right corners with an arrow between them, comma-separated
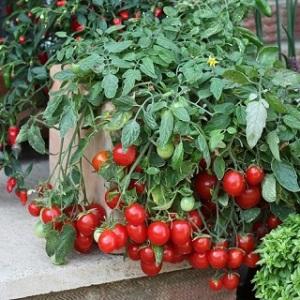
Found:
140,57 -> 157,78
163,6 -> 177,17
262,174 -> 277,203
257,46 -> 279,66
271,160 -> 300,192
157,110 -> 174,147
209,130 -> 225,151
240,208 -> 261,223
60,102 -> 77,138
172,107 -> 190,122
146,167 -> 160,175
210,78 -> 224,100
16,123 -> 29,143
89,82 -> 103,106
102,74 -> 119,99
152,245 -> 163,266
121,120 -> 140,148
213,156 -> 225,180
265,93 -> 286,113
28,124 -> 46,154
54,70 -> 75,81
122,69 -> 141,95
104,41 -> 133,53
70,137 -> 89,165
143,109 -> 158,130
218,194 -> 229,207
171,141 -> 184,170
267,131 -> 280,161
223,70 -> 251,84
196,134 -> 211,168
246,101 -> 267,148
283,115 -> 300,130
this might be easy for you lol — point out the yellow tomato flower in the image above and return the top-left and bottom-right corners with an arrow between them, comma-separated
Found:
207,55 -> 218,67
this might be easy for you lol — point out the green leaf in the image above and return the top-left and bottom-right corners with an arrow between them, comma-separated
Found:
172,107 -> 190,122
16,123 -> 29,143
283,115 -> 300,130
143,110 -> 158,130
122,69 -> 141,96
262,174 -> 277,203
210,78 -> 224,100
28,124 -> 46,154
78,53 -> 102,71
209,130 -> 225,151
267,131 -> 281,161
55,31 -> 68,38
102,74 -> 119,99
163,6 -> 177,17
152,245 -> 163,265
271,160 -> 300,192
196,134 -> 211,167
246,101 -> 268,148
70,137 -> 90,165
272,70 -> 300,87
157,110 -> 174,147
265,93 -> 286,113
240,208 -> 261,223
218,194 -> 229,207
213,156 -> 225,180
201,22 -> 223,39
54,70 -> 75,81
104,41 -> 133,53
223,70 -> 251,84
257,46 -> 279,66
60,102 -> 77,138
140,57 -> 157,79
270,203 -> 295,221
171,141 -> 184,170
146,167 -> 160,175
121,120 -> 140,148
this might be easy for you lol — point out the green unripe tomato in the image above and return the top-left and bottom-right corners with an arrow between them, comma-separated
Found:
34,220 -> 46,238
157,143 -> 174,160
71,63 -> 81,74
180,196 -> 195,212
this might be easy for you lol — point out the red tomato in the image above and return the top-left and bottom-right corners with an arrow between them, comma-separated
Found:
98,229 -> 117,253
188,210 -> 203,231
245,166 -> 264,186
56,0 -> 66,7
41,206 -> 61,224
112,144 -> 137,166
126,223 -> 147,244
7,126 -> 20,145
171,220 -> 192,245
18,189 -> 28,205
140,261 -> 162,276
172,252 -> 185,263
140,246 -> 155,264
192,236 -> 212,254
253,222 -> 269,239
227,248 -> 245,269
243,252 -> 260,268
215,239 -> 229,249
222,273 -> 240,290
105,189 -> 123,209
112,224 -> 128,249
119,10 -> 130,20
113,17 -> 122,26
163,244 -> 175,263
28,201 -> 42,217
194,171 -> 217,201
208,248 -> 228,269
236,234 -> 255,253
174,239 -> 193,255
18,35 -> 26,45
267,214 -> 282,229
189,252 -> 209,269
148,221 -> 170,246
75,232 -> 93,253
154,7 -> 163,18
235,186 -> 261,209
209,278 -> 223,291
87,203 -> 106,225
127,243 -> 140,260
92,150 -> 109,172
223,170 -> 245,197
129,180 -> 146,194
125,203 -> 146,225
76,213 -> 98,236
6,177 -> 17,193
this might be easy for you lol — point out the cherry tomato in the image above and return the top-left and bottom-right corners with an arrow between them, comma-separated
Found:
223,170 -> 245,197
172,252 -> 185,263
18,35 -> 26,45
126,223 -> 147,244
140,246 -> 155,264
209,278 -> 223,291
113,17 -> 122,26
245,165 -> 264,186
119,10 -> 129,20
125,203 -> 146,225
174,239 -> 193,255
105,189 -> 123,209
127,243 -> 140,260
41,206 -> 61,224
243,252 -> 260,268
113,144 -> 137,166
56,0 -> 66,7
98,229 -> 117,253
171,220 -> 192,246
163,244 -> 175,263
180,196 -> 195,212
148,221 -> 170,246
140,261 -> 162,276
92,150 -> 109,172
18,189 -> 28,205
194,171 -> 217,201
154,7 -> 163,18
112,223 -> 128,249
7,126 -> 20,145
236,233 -> 255,253
235,186 -> 261,209
6,177 -> 17,193
75,232 -> 93,253
192,236 -> 212,254
188,210 -> 203,231
38,51 -> 48,65
87,203 -> 106,225
267,214 -> 282,229
253,222 -> 269,239
222,273 -> 240,290
189,252 -> 209,269
208,248 -> 228,269
28,202 -> 42,217
76,213 -> 98,236
227,248 -> 245,269
129,180 -> 145,194
156,143 -> 174,160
